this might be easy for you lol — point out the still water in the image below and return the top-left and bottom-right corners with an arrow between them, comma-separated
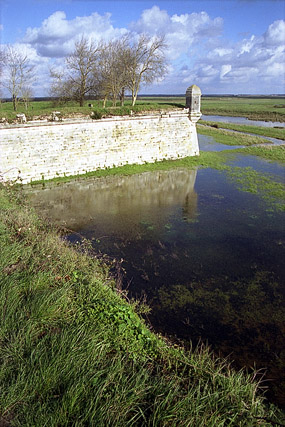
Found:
202,114 -> 285,128
28,156 -> 285,407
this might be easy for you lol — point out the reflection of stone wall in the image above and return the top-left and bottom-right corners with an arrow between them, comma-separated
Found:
27,168 -> 198,236
0,110 -> 199,184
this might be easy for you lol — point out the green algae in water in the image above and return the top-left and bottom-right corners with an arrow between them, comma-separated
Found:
226,166 -> 285,212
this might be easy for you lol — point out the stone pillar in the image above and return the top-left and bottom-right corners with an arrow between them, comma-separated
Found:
186,84 -> 202,123
185,85 -> 201,155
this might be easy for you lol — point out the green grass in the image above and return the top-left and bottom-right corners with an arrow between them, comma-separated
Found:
200,120 -> 285,140
2,96 -> 284,123
226,166 -> 285,211
201,96 -> 285,122
0,99 -> 180,121
29,151 -> 229,186
233,145 -> 285,163
197,124 -> 270,146
1,184 -> 284,426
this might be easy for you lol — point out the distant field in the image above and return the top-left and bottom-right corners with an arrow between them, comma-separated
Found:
201,96 -> 285,122
1,95 -> 284,122
140,96 -> 285,122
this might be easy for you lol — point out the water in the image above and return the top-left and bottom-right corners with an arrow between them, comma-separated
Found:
26,115 -> 285,407
203,114 -> 285,128
28,158 -> 285,407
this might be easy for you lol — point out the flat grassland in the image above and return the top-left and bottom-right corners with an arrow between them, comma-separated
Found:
1,95 -> 284,122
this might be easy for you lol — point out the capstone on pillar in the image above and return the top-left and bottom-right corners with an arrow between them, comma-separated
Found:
186,84 -> 202,123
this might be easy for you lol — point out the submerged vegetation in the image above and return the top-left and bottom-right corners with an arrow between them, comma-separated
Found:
234,145 -> 285,163
1,184 -> 283,425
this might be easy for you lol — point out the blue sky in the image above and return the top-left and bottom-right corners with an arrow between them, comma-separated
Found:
1,0 -> 284,95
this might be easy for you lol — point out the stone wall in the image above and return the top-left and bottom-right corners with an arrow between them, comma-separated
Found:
0,110 -> 199,184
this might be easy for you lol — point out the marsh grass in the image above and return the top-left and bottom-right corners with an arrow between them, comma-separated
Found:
201,97 -> 285,122
197,124 -> 270,145
233,145 -> 285,163
1,184 -> 283,425
200,121 -> 285,141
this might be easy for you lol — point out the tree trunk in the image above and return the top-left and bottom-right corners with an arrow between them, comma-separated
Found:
12,95 -> 17,111
120,87 -> 125,107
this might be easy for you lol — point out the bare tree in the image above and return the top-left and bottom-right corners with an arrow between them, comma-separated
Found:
98,36 -> 130,108
0,49 -> 5,100
126,34 -> 167,106
50,37 -> 100,106
3,46 -> 35,111
21,85 -> 34,110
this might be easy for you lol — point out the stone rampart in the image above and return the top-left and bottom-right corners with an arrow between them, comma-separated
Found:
0,109 -> 199,184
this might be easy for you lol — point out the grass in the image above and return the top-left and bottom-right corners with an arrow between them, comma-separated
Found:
1,95 -> 285,123
197,124 -> 270,146
1,184 -> 284,425
226,165 -> 285,212
233,145 -> 285,163
0,99 -> 180,121
200,96 -> 285,122
29,151 -> 229,186
200,120 -> 285,140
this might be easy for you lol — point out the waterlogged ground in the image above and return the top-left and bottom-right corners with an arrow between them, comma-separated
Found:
27,136 -> 285,407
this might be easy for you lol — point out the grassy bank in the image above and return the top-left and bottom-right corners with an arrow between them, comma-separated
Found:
29,151 -> 228,186
200,121 -> 285,141
197,124 -> 270,145
1,184 -> 283,426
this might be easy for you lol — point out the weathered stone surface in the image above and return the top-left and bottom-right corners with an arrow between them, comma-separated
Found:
0,110 -> 200,184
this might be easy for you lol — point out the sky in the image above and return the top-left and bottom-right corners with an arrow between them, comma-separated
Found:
0,0 -> 284,96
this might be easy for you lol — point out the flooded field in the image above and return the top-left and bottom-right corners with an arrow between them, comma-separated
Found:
27,133 -> 285,407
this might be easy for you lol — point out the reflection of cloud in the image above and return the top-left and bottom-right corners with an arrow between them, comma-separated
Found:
27,169 -> 198,237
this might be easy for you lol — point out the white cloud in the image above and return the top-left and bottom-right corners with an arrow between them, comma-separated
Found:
23,11 -> 127,58
131,6 -> 223,60
183,19 -> 285,93
264,19 -> 285,46
2,6 -> 284,96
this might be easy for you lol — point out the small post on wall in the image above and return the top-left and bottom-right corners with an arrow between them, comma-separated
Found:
186,84 -> 202,123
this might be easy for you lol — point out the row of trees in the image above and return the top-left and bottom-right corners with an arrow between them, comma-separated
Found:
50,34 -> 167,107
1,34 -> 167,110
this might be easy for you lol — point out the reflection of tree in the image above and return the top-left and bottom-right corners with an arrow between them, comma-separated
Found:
152,271 -> 285,407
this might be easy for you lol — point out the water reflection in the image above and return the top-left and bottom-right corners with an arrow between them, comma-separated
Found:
27,165 -> 285,408
27,169 -> 198,236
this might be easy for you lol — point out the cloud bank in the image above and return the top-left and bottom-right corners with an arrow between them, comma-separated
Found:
2,6 -> 285,95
